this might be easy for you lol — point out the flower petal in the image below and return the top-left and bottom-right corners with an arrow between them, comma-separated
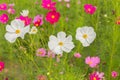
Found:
57,31 -> 66,41
6,25 -> 15,32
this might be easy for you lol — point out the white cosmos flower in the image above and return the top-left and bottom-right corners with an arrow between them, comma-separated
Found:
5,19 -> 30,43
20,10 -> 29,17
48,31 -> 75,54
76,26 -> 96,47
29,26 -> 38,34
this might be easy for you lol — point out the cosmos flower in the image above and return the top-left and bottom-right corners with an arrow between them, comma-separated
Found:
29,26 -> 38,34
0,14 -> 9,24
36,48 -> 46,57
64,0 -> 70,2
48,31 -> 75,54
8,3 -> 15,8
84,4 -> 97,15
33,15 -> 43,27
46,10 -> 60,24
74,53 -> 81,58
0,3 -> 7,10
116,17 -> 120,25
85,56 -> 100,68
111,71 -> 118,78
37,75 -> 47,80
89,71 -> 104,80
7,7 -> 15,14
76,26 -> 96,47
47,50 -> 56,58
0,61 -> 4,72
17,10 -> 32,26
42,0 -> 56,10
4,19 -> 30,43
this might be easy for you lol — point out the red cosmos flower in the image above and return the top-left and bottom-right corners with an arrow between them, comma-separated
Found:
46,10 -> 60,24
33,15 -> 43,27
0,14 -> 9,24
0,61 -> 5,72
0,3 -> 7,10
42,0 -> 56,10
116,17 -> 120,25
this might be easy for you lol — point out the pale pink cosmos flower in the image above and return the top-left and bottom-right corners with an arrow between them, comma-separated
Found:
36,48 -> 46,57
7,7 -> 15,14
74,53 -> 81,58
58,0 -> 62,2
8,3 -> 15,8
46,10 -> 60,24
89,71 -> 104,80
0,3 -> 7,10
42,0 -> 56,10
33,15 -> 43,27
112,71 -> 118,78
47,50 -> 56,58
84,4 -> 97,15
0,61 -> 5,72
66,3 -> 70,8
85,56 -> 100,68
0,14 -> 9,24
64,0 -> 70,2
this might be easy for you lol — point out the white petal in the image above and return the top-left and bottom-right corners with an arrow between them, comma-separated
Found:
53,46 -> 63,54
62,42 -> 75,53
20,25 -> 30,39
65,35 -> 72,42
57,31 -> 66,41
6,25 -> 15,32
76,32 -> 86,43
48,35 -> 58,50
11,19 -> 24,29
82,41 -> 90,47
5,32 -> 18,43
87,32 -> 96,43
20,10 -> 29,17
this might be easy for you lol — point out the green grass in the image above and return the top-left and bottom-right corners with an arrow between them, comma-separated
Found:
0,0 -> 120,80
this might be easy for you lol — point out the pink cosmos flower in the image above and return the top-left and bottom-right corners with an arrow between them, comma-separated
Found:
64,0 -> 70,2
85,56 -> 100,68
0,3 -> 7,10
46,10 -> 60,24
36,48 -> 46,57
74,53 -> 81,58
0,14 -> 9,24
33,15 -> 43,27
84,4 -> 97,15
8,3 -> 15,8
112,71 -> 118,78
7,7 -> 15,14
89,71 -> 104,80
66,3 -> 70,8
0,61 -> 5,72
47,50 -> 56,58
17,16 -> 32,26
42,0 -> 56,10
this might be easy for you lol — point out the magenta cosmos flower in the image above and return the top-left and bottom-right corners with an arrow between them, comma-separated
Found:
36,48 -> 46,57
84,4 -> 97,15
0,3 -> 7,10
0,61 -> 5,72
46,10 -> 60,24
33,15 -> 43,27
85,56 -> 100,68
42,0 -> 56,10
112,71 -> 118,78
89,72 -> 104,80
0,14 -> 9,24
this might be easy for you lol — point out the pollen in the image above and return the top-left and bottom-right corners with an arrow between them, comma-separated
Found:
93,77 -> 97,80
16,29 -> 20,34
83,34 -> 88,39
58,42 -> 63,46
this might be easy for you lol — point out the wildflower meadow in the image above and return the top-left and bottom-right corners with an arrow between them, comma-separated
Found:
0,0 -> 120,80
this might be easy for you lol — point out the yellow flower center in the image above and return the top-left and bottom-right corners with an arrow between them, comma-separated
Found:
93,77 -> 97,80
83,34 -> 88,39
58,42 -> 63,46
35,24 -> 39,27
39,51 -> 43,55
16,29 -> 21,34
51,15 -> 55,19
33,29 -> 37,32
